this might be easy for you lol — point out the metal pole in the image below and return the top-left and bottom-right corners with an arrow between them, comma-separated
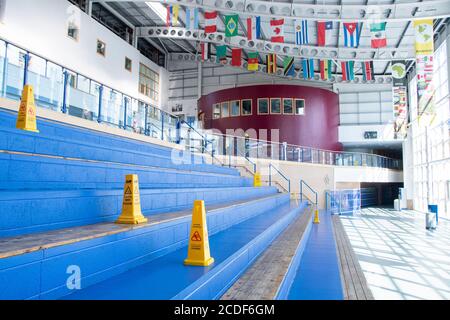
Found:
61,70 -> 69,114
97,85 -> 103,123
228,143 -> 231,168
176,118 -> 181,144
2,42 -> 8,97
300,181 -> 303,203
123,96 -> 128,130
161,112 -> 165,141
144,105 -> 149,136
269,165 -> 272,186
245,134 -> 250,158
22,53 -> 30,87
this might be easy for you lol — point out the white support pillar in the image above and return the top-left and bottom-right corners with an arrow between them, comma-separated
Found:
197,62 -> 202,99
87,0 -> 93,16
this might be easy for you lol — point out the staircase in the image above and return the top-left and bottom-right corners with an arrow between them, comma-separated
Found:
0,107 -> 312,300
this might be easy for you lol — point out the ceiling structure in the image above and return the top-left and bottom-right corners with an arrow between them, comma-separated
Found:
93,0 -> 450,83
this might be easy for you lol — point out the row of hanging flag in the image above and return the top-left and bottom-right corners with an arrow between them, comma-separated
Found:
166,6 -> 388,48
199,43 -> 375,81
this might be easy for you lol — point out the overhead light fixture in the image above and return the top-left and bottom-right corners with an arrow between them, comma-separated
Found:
146,1 -> 167,23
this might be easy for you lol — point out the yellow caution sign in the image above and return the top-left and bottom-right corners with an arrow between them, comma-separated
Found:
313,209 -> 320,224
253,172 -> 261,187
16,85 -> 39,133
116,174 -> 148,224
184,200 -> 214,267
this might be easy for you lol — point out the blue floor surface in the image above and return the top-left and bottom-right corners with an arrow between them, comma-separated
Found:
287,211 -> 343,300
63,202 -> 298,300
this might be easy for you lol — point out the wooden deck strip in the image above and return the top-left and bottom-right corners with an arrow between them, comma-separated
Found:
334,226 -> 356,300
334,216 -> 366,299
221,207 -> 313,300
332,215 -> 374,300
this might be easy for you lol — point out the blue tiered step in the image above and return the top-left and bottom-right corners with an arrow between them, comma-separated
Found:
0,106 -> 313,301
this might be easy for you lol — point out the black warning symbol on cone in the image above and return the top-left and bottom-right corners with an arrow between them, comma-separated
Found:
125,186 -> 132,195
191,231 -> 202,242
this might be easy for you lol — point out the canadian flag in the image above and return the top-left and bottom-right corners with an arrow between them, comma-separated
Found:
270,19 -> 284,43
204,11 -> 217,33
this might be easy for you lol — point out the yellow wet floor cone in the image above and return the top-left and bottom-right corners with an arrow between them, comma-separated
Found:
253,172 -> 261,187
16,84 -> 39,133
313,208 -> 320,224
116,174 -> 148,224
184,200 -> 214,266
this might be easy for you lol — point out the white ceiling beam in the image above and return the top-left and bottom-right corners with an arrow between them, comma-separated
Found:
137,26 -> 416,61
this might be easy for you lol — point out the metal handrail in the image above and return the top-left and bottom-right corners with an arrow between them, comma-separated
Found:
269,164 -> 291,193
200,131 -> 401,169
0,36 -> 180,120
245,156 -> 257,174
203,131 -> 400,163
300,180 -> 318,206
179,120 -> 224,166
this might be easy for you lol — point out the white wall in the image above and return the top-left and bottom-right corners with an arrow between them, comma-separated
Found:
334,166 -> 403,184
0,0 -> 169,108
336,86 -> 394,126
339,124 -> 400,145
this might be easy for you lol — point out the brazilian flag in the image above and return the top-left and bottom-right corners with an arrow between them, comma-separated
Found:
225,14 -> 239,37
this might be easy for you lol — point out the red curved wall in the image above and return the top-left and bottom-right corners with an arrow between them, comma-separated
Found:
198,84 -> 342,151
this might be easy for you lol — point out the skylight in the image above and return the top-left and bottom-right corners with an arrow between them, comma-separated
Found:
146,1 -> 167,23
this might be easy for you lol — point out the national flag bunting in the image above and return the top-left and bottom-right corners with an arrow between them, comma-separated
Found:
370,22 -> 387,48
185,7 -> 199,30
204,11 -> 218,33
317,21 -> 333,46
231,48 -> 242,67
283,57 -> 295,77
200,42 -> 210,62
302,58 -> 314,79
247,52 -> 259,71
247,16 -> 261,40
166,5 -> 179,27
341,61 -> 355,81
294,20 -> 309,45
266,54 -> 277,74
216,45 -> 227,64
225,14 -> 239,37
416,55 -> 434,97
320,59 -> 332,81
343,23 -> 360,48
361,61 -> 374,81
270,19 -> 285,43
